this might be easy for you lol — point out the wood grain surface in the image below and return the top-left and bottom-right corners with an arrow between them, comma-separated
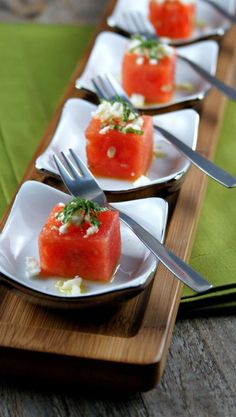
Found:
0,1 -> 236,416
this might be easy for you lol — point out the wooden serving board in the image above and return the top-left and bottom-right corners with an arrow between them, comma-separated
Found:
0,0 -> 236,392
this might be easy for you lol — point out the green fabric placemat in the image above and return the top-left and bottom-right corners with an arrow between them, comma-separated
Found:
180,99 -> 236,314
0,23 -> 235,314
0,23 -> 94,217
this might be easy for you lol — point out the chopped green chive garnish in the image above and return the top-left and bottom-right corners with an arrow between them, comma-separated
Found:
56,198 -> 108,228
99,97 -> 144,136
129,35 -> 172,62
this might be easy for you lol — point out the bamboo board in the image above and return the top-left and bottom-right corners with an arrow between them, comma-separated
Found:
0,0 -> 236,392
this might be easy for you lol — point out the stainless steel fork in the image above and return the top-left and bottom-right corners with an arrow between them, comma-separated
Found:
53,149 -> 212,293
121,11 -> 236,101
91,73 -> 236,188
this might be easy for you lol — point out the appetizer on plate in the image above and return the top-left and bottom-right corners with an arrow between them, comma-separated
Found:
149,0 -> 196,40
75,32 -> 219,111
35,98 -> 200,194
39,197 -> 121,282
85,98 -> 153,180
107,0 -> 233,46
122,35 -> 176,104
0,181 -> 167,306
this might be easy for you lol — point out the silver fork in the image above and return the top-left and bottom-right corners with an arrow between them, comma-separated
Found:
53,148 -> 212,293
121,11 -> 236,101
92,73 -> 236,188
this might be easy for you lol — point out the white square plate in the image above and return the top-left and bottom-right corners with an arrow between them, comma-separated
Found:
107,0 -> 234,45
76,31 -> 219,110
35,98 -> 199,194
0,181 -> 168,308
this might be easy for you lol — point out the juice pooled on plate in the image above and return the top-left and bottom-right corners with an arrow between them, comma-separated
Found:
149,0 -> 196,40
85,98 -> 153,180
122,35 -> 176,105
39,197 -> 121,282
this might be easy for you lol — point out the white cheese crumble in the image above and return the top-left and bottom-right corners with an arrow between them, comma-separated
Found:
93,100 -> 137,124
127,37 -> 174,64
125,123 -> 142,131
59,223 -> 68,235
84,224 -> 99,238
149,59 -> 158,65
99,125 -> 111,135
136,56 -> 144,66
25,257 -> 41,278
93,99 -> 144,135
130,94 -> 145,107
93,101 -> 124,122
55,277 -> 83,296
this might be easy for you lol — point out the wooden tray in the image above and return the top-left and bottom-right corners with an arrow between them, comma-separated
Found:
0,0 -> 236,392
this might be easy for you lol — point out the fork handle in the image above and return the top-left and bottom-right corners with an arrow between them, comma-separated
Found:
177,55 -> 236,101
119,212 -> 212,293
154,125 -> 236,188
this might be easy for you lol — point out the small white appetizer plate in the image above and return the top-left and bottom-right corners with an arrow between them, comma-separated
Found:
0,181 -> 168,308
75,31 -> 219,110
35,98 -> 199,195
107,0 -> 234,45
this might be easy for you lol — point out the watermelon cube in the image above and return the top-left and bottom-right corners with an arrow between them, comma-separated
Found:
38,199 -> 121,282
85,99 -> 153,180
149,0 -> 196,40
122,36 -> 176,104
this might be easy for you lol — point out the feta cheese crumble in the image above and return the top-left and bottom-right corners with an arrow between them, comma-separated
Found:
93,98 -> 144,136
130,94 -> 145,108
59,223 -> 69,235
127,35 -> 175,65
84,224 -> 99,238
55,277 -> 83,296
25,257 -> 41,278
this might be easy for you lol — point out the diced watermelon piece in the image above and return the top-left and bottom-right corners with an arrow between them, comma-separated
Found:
85,115 -> 153,180
38,204 -> 121,282
149,0 -> 196,39
122,51 -> 176,103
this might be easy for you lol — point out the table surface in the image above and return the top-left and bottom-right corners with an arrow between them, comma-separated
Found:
0,1 -> 235,417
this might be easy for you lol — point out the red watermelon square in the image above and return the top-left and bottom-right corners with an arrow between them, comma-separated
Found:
39,199 -> 121,282
122,36 -> 176,104
149,0 -> 196,40
85,99 -> 153,180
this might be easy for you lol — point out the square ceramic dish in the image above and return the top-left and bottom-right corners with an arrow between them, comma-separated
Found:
35,98 -> 199,196
76,31 -> 219,110
107,0 -> 234,45
0,181 -> 168,308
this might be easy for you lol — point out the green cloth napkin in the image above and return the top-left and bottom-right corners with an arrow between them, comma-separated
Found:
180,100 -> 236,315
0,23 -> 94,217
0,23 -> 235,314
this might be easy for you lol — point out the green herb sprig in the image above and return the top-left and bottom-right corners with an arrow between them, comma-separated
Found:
57,198 -> 108,228
130,35 -> 168,61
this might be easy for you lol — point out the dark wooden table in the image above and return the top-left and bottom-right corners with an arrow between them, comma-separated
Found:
0,1 -> 235,416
